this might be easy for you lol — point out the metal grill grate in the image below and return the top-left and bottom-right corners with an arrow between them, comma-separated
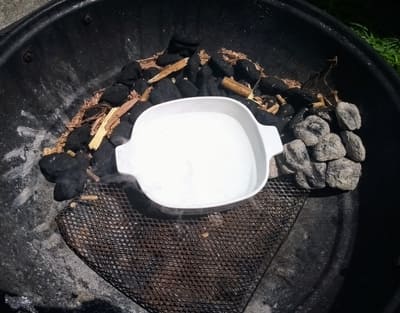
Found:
57,177 -> 308,313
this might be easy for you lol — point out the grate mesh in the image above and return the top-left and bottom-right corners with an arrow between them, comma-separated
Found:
57,177 -> 308,313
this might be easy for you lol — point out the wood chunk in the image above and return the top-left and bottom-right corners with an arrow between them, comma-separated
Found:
86,168 -> 101,182
140,86 -> 153,102
148,57 -> 189,84
105,95 -> 140,132
137,52 -> 164,70
219,48 -> 248,65
88,108 -> 119,151
198,49 -> 211,65
80,195 -> 99,201
221,77 -> 253,98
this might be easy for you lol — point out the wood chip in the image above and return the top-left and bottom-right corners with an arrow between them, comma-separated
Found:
86,168 -> 100,183
88,107 -> 119,151
266,103 -> 280,115
137,52 -> 164,70
198,49 -> 211,65
276,94 -> 287,105
221,77 -> 253,98
148,57 -> 189,84
80,195 -> 99,201
105,95 -> 140,132
90,113 -> 106,136
66,150 -> 76,157
282,78 -> 302,89
140,86 -> 153,102
201,232 -> 209,239
70,202 -> 77,208
219,48 -> 248,65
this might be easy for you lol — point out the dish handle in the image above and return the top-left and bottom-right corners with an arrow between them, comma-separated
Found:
256,124 -> 283,158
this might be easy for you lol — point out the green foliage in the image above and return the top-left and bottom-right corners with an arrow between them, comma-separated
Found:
351,23 -> 400,74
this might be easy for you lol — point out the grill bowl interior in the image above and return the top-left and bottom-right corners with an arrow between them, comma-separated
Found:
0,0 -> 399,312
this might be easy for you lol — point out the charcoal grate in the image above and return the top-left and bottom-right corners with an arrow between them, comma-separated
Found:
57,177 -> 308,313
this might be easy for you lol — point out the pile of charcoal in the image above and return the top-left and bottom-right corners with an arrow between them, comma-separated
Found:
39,33 -> 365,202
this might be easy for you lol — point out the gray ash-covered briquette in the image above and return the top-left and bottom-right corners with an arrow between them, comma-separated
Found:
279,139 -> 312,175
64,124 -> 92,152
150,79 -> 182,104
295,161 -> 327,190
100,83 -> 130,107
115,61 -> 142,87
293,115 -> 330,146
335,101 -> 362,130
326,157 -> 362,190
340,131 -> 366,162
234,59 -> 260,85
312,133 -> 346,162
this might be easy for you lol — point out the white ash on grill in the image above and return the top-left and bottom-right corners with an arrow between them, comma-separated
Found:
39,34 -> 367,200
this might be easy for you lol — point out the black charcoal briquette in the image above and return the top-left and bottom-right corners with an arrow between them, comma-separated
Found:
100,83 -> 130,107
143,67 -> 160,81
109,121 -> 134,146
91,140 -> 117,177
64,124 -> 92,152
121,101 -> 153,124
259,76 -> 288,95
208,54 -> 234,78
156,53 -> 183,66
39,153 -> 88,183
282,88 -> 318,109
234,59 -> 260,84
150,79 -> 182,104
53,170 -> 87,201
176,79 -> 199,97
184,54 -> 201,83
116,61 -> 142,87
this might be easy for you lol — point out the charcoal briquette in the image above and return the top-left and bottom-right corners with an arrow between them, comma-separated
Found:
109,121 -> 134,146
100,83 -> 130,107
167,33 -> 199,57
134,78 -> 149,94
326,157 -> 362,191
195,65 -> 213,88
91,140 -> 117,177
176,79 -> 199,97
234,59 -> 260,84
184,54 -> 200,83
312,133 -> 346,161
115,61 -> 142,87
156,53 -> 183,66
255,110 -> 288,132
282,88 -> 318,108
53,170 -> 87,201
277,103 -> 295,117
64,124 -> 92,152
39,152 -> 89,183
208,54 -> 234,78
150,79 -> 182,104
335,101 -> 362,130
259,76 -> 288,95
143,67 -> 160,81
83,106 -> 106,120
122,101 -> 153,124
206,78 -> 224,96
293,115 -> 330,146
